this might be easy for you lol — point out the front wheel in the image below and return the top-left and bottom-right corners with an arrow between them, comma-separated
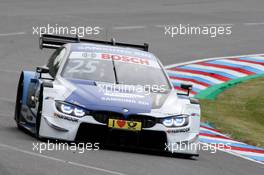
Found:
14,73 -> 24,130
171,153 -> 199,159
35,85 -> 44,139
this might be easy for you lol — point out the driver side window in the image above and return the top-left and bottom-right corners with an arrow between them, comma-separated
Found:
47,47 -> 66,78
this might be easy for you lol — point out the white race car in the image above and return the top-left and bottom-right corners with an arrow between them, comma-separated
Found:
15,34 -> 200,157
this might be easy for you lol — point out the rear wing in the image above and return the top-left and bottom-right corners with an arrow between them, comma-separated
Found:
39,34 -> 149,51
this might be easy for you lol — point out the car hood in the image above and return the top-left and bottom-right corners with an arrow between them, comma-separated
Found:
64,79 -> 170,115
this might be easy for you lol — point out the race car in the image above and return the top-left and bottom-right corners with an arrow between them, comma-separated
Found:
14,34 -> 200,156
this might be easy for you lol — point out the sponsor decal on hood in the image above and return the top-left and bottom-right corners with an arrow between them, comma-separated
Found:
65,79 -> 154,115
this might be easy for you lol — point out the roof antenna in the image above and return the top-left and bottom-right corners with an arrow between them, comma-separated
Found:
76,34 -> 80,43
111,38 -> 116,46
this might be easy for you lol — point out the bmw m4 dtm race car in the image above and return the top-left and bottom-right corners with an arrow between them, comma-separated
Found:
14,34 -> 201,157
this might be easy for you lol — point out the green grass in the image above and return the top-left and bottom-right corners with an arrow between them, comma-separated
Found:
200,77 -> 264,147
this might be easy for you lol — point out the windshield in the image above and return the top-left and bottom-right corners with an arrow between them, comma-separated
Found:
62,52 -> 116,83
114,62 -> 170,90
62,51 -> 171,92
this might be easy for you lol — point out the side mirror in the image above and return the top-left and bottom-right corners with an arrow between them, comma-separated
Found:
180,84 -> 193,96
36,66 -> 50,79
36,66 -> 49,74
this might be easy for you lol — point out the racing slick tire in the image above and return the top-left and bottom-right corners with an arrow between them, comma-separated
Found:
14,73 -> 24,130
171,153 -> 199,159
35,85 -> 44,139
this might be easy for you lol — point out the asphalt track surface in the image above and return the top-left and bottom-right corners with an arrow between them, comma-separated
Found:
0,0 -> 264,174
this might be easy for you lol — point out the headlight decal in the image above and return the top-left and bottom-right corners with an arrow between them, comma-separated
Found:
55,101 -> 88,118
161,115 -> 189,127
74,107 -> 86,117
162,118 -> 174,127
61,104 -> 74,114
174,117 -> 185,126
